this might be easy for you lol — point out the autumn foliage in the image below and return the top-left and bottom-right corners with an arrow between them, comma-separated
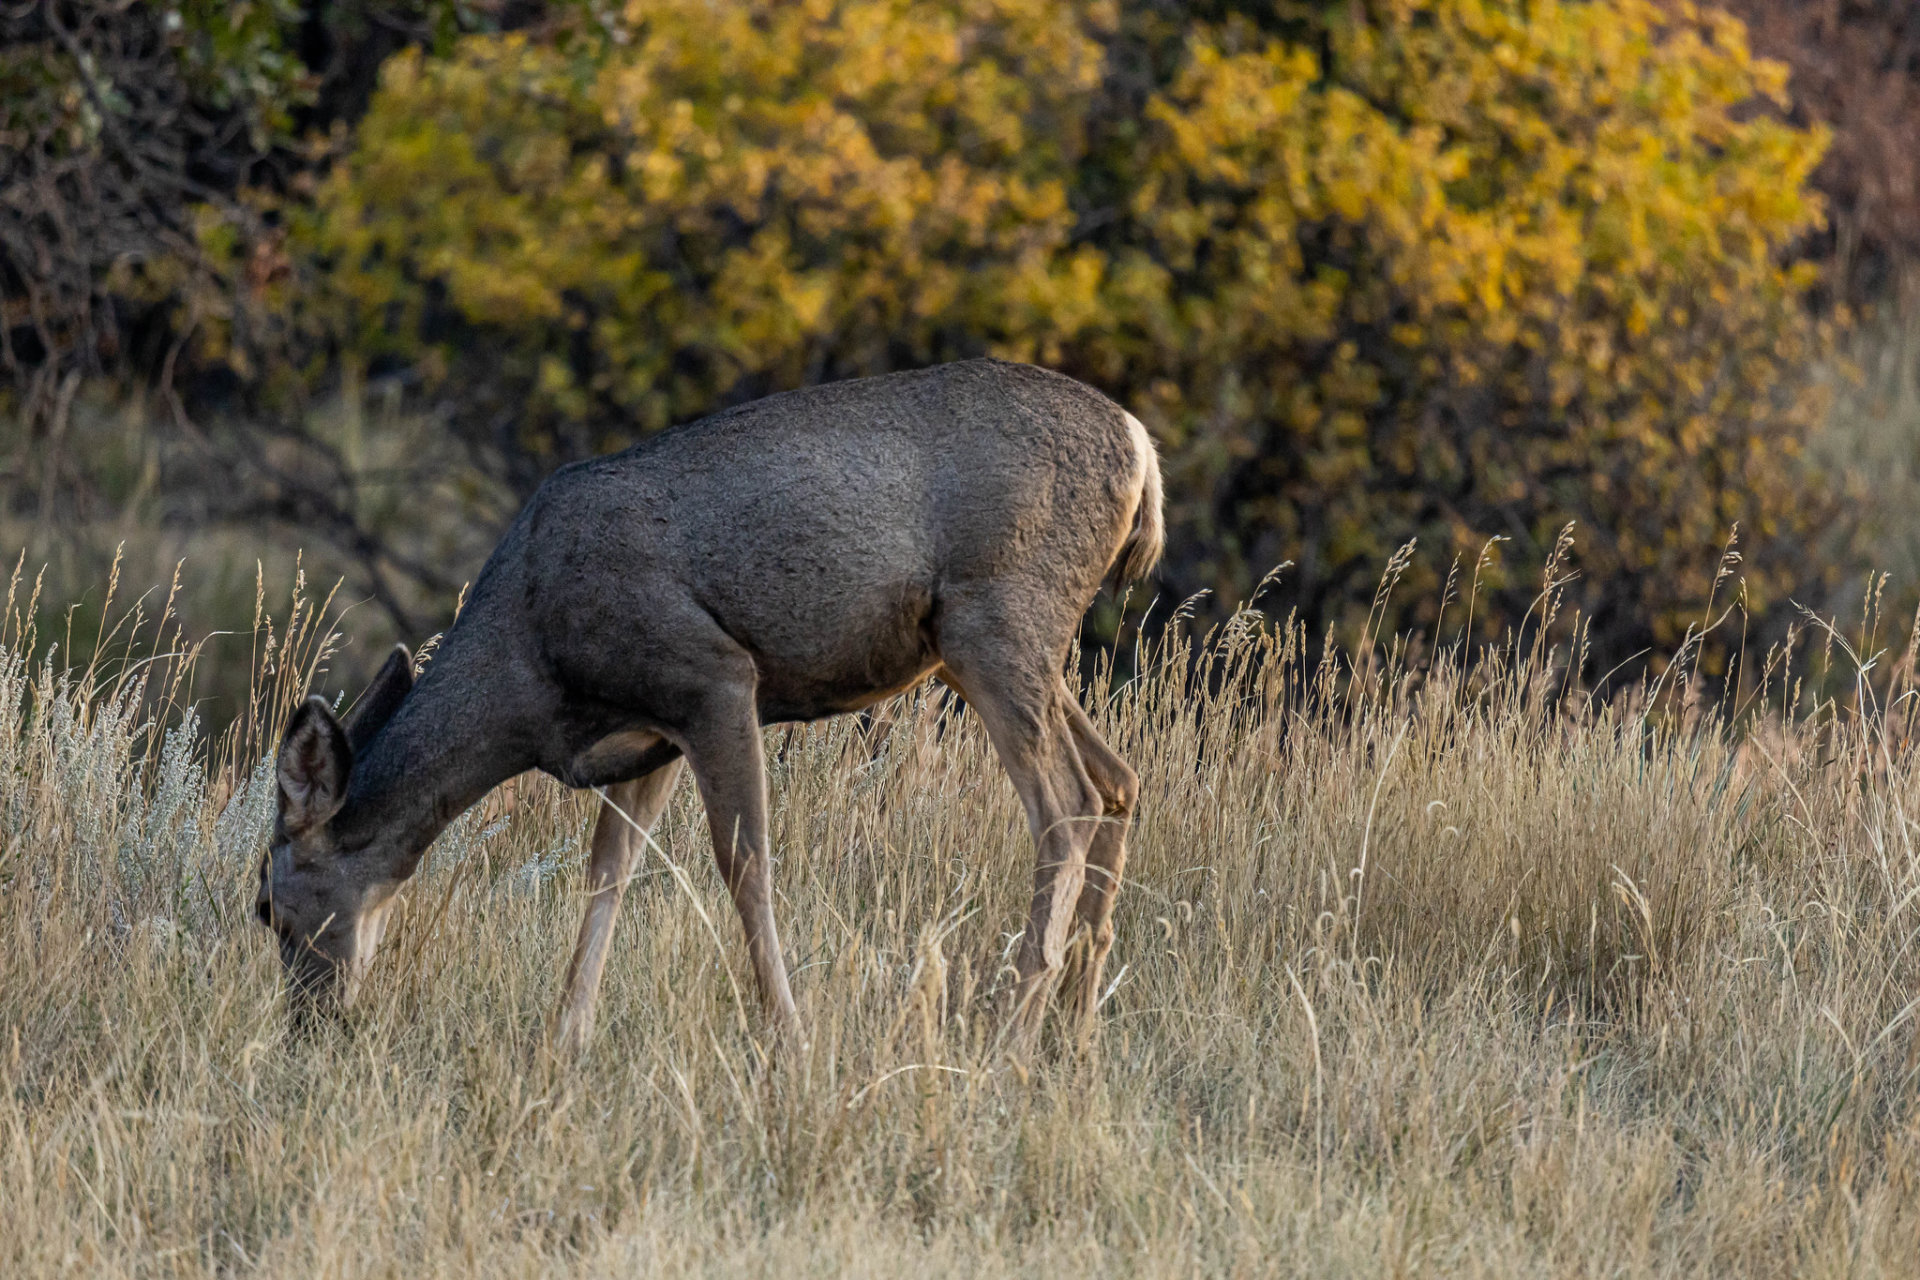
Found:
0,1 -> 1842,660
281,0 -> 1828,650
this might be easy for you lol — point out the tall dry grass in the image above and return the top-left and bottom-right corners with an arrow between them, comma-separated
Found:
8,557 -> 1920,1277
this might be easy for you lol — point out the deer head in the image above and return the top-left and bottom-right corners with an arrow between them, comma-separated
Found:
256,645 -> 415,1018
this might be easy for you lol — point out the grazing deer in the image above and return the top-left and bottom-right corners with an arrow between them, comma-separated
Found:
257,359 -> 1162,1049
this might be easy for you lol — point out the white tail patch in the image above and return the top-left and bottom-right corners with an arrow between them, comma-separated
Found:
1125,411 -> 1154,491
1115,411 -> 1165,586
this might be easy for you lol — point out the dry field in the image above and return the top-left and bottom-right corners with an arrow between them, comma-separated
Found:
9,564 -> 1920,1277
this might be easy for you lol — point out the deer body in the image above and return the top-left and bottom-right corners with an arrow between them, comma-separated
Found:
260,358 -> 1162,1046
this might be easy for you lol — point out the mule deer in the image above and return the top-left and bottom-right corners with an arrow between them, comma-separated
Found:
256,358 -> 1163,1049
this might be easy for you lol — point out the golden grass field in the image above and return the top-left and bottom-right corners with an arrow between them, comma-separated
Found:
9,560 -> 1920,1277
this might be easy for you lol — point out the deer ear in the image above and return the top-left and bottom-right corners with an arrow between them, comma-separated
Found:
277,696 -> 352,836
345,644 -> 414,755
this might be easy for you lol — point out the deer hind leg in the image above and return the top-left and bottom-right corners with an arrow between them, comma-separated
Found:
680,688 -> 801,1037
943,661 -> 1104,1044
1059,690 -> 1139,1029
553,760 -> 685,1053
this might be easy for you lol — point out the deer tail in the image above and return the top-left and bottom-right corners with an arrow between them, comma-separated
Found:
1114,411 -> 1164,587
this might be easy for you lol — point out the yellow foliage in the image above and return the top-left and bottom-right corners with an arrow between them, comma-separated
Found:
1108,0 -> 1827,641
309,0 -> 1112,445
300,0 -> 1829,647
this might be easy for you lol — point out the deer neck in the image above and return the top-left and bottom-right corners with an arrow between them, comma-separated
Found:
336,647 -> 539,880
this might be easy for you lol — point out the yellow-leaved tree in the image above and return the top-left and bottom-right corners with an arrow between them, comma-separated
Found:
1102,0 -> 1829,648
295,0 -> 1828,654
304,0 -> 1112,485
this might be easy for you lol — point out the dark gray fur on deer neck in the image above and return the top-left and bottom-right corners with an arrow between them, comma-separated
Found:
332,634 -> 546,878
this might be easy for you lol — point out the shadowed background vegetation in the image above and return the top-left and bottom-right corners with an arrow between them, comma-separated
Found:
7,0 -> 1916,706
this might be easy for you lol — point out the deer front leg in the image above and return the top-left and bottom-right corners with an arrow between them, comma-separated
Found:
553,761 -> 684,1053
680,692 -> 801,1038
